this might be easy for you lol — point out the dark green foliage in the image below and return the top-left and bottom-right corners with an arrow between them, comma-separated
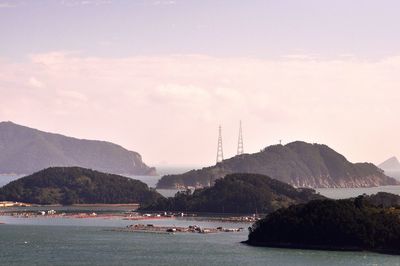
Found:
0,167 -> 162,205
365,192 -> 400,208
157,141 -> 398,189
247,196 -> 400,253
143,173 -> 323,213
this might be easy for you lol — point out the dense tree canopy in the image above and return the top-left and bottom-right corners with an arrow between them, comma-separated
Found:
0,167 -> 162,205
246,196 -> 400,254
143,173 -> 323,214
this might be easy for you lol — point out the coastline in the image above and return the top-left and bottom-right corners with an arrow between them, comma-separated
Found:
241,241 -> 400,256
72,203 -> 140,208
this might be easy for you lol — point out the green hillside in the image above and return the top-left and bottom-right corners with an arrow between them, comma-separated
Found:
157,141 -> 398,189
0,167 -> 161,205
143,173 -> 323,214
246,196 -> 400,254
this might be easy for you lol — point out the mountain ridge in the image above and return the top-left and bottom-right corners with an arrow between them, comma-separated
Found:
0,121 -> 156,176
157,141 -> 398,189
379,156 -> 400,171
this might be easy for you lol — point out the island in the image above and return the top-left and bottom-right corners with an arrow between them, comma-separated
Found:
244,194 -> 400,254
379,156 -> 400,181
0,167 -> 162,205
157,141 -> 398,189
0,121 -> 156,176
142,173 -> 324,214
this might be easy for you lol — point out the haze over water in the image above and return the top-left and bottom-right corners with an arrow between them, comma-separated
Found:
2,1 -> 400,265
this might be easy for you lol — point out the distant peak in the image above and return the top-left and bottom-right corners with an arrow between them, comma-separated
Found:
0,121 -> 16,127
0,121 -> 31,130
383,156 -> 399,163
379,156 -> 400,171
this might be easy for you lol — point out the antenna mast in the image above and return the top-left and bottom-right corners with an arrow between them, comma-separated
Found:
216,125 -> 224,163
237,120 -> 244,155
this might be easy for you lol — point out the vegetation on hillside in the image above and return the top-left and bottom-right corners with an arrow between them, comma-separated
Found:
246,196 -> 400,254
157,141 -> 397,189
0,167 -> 161,205
143,173 -> 323,213
365,192 -> 400,208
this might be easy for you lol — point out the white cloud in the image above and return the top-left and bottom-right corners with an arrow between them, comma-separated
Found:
56,89 -> 88,102
282,54 -> 319,60
60,0 -> 112,7
151,0 -> 176,6
0,1 -> 19,8
28,77 -> 45,88
1,53 -> 400,165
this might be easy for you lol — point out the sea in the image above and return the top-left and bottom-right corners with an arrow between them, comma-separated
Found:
1,214 -> 400,266
1,170 -> 400,265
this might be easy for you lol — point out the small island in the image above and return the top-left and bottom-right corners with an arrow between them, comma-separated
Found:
142,173 -> 323,214
0,167 -> 162,205
244,194 -> 400,254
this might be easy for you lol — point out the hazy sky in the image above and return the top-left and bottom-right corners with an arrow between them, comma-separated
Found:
1,0 -> 400,167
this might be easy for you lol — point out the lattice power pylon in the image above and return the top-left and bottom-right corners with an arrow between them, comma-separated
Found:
216,125 -> 224,163
237,120 -> 244,155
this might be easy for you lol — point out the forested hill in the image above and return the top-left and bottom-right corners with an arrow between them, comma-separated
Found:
0,121 -> 156,175
157,141 -> 398,189
245,195 -> 400,254
0,167 -> 162,205
364,192 -> 400,207
142,173 -> 324,214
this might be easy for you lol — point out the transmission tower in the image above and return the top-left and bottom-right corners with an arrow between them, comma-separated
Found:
237,120 -> 244,155
216,125 -> 224,163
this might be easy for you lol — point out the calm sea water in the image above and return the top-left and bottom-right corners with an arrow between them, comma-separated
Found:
316,185 -> 400,199
2,170 -> 400,265
1,215 -> 399,266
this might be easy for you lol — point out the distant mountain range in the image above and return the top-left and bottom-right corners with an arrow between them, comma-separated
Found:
0,121 -> 156,176
157,141 -> 398,189
378,156 -> 400,180
379,157 -> 400,171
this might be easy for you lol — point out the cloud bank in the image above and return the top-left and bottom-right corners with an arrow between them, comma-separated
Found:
1,53 -> 399,165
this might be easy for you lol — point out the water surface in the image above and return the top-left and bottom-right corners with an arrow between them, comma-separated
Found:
316,185 -> 400,199
0,216 -> 399,266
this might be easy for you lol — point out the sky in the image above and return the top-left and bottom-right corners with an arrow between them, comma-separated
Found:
1,0 -> 400,167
